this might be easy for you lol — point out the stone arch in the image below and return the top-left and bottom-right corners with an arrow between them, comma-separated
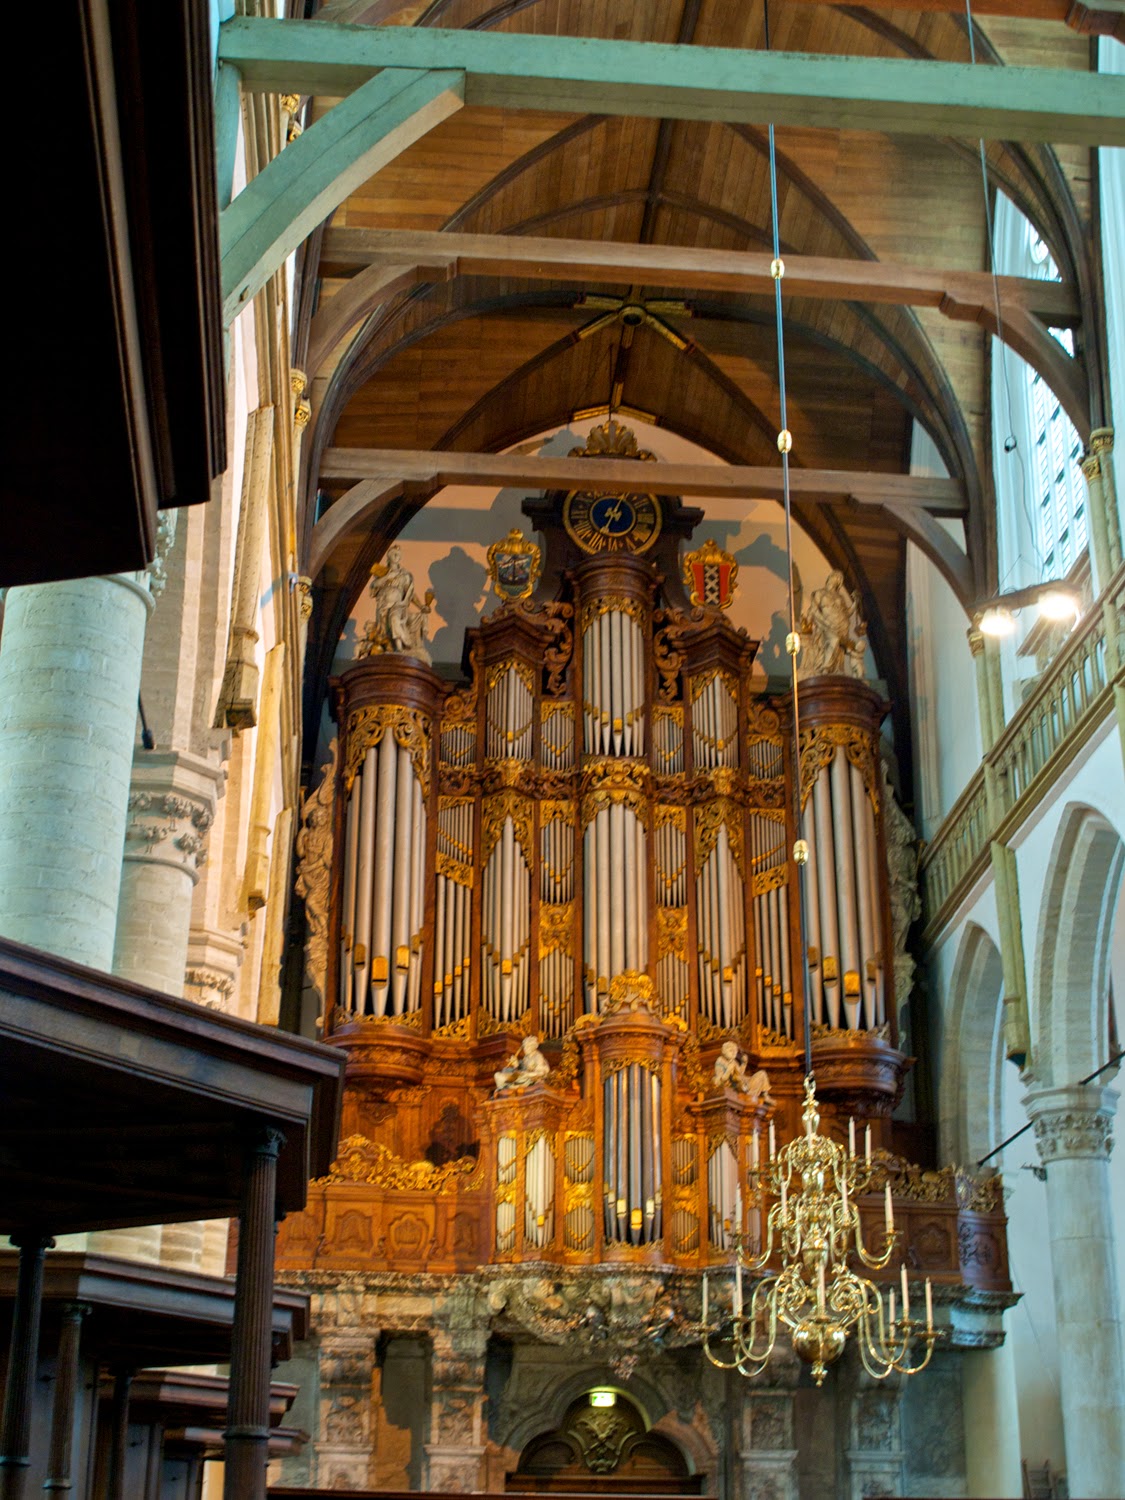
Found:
498,1364 -> 676,1458
942,921 -> 1006,1165
1032,801 -> 1125,1087
508,1385 -> 702,1493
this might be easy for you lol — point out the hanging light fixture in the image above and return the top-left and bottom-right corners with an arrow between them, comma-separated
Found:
701,1081 -> 937,1385
699,0 -> 938,1387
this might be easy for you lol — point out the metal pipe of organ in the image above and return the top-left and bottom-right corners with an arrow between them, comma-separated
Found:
482,805 -> 531,1023
603,1063 -> 661,1245
340,732 -> 427,1018
707,1141 -> 739,1249
582,607 -> 645,757
435,798 -> 472,1028
811,774 -> 840,1028
525,1134 -> 554,1248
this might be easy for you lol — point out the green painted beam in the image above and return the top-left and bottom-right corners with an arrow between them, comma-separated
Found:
218,16 -> 1125,146
220,66 -> 464,324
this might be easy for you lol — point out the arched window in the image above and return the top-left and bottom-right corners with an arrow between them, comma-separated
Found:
991,198 -> 1085,592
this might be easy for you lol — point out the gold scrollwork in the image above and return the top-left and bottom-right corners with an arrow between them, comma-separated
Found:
752,863 -> 789,898
799,724 -> 880,811
317,1135 -> 483,1192
655,906 -> 688,962
693,798 -> 746,875
482,790 -> 534,863
746,696 -> 785,747
654,804 -> 687,832
436,851 -> 474,887
696,1014 -> 731,1044
487,659 -> 535,694
432,1014 -> 472,1040
579,595 -> 649,634
651,610 -> 691,702
345,706 -> 432,795
605,1055 -> 661,1076
564,1180 -> 594,1212
605,970 -> 659,1015
580,760 -> 651,826
539,902 -> 575,957
690,667 -> 739,703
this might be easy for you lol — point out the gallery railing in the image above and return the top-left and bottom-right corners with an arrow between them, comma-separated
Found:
920,567 -> 1125,940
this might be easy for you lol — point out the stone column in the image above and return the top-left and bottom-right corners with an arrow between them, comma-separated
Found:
0,1233 -> 53,1500
845,1380 -> 904,1500
316,1336 -> 377,1491
113,749 -> 221,996
1026,1084 -> 1125,1499
426,1327 -> 489,1492
224,1129 -> 284,1500
738,1388 -> 798,1500
0,574 -> 153,970
44,1301 -> 88,1494
109,749 -> 224,1271
962,1342 -> 1023,1498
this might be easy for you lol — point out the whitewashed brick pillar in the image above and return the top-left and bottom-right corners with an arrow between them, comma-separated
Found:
112,749 -> 222,994
0,573 -> 153,969
1026,1084 -> 1125,1499
109,748 -> 224,1271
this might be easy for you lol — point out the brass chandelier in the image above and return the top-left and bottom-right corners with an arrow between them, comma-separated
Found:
699,0 -> 938,1388
701,1080 -> 937,1385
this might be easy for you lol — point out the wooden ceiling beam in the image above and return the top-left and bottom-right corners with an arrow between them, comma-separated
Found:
219,19 -> 1125,146
784,0 -> 1125,42
310,227 -> 1090,436
317,226 -> 1074,318
310,448 -> 966,576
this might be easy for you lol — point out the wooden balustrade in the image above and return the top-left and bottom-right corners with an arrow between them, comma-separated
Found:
920,565 -> 1125,939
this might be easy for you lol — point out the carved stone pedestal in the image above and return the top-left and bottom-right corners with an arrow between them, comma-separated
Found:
425,1327 -> 488,1493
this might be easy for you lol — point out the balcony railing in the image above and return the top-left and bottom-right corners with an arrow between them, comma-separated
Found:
920,568 -> 1125,940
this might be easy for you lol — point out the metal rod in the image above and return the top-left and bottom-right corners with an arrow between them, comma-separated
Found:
976,1050 -> 1125,1167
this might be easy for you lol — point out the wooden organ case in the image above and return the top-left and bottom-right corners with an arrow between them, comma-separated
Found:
282,428 -> 1009,1315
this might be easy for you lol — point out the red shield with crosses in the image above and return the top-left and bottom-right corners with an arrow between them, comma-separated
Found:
684,541 -> 738,610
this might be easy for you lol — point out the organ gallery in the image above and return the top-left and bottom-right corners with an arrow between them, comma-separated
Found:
283,425 -> 1011,1495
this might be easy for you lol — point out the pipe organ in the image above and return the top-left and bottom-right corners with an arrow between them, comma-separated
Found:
306,431 -> 935,1278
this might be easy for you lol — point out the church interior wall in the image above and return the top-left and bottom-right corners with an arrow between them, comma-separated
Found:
9,11 -> 1125,1497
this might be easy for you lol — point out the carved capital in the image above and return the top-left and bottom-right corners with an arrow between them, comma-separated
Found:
1025,1085 -> 1118,1164
124,789 -> 215,876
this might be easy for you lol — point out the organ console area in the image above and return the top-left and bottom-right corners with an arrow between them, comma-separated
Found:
281,424 -> 1008,1303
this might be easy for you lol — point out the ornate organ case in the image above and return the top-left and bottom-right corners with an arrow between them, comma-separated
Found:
283,443 -> 1008,1300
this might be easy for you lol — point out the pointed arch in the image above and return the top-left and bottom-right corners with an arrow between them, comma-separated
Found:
1032,802 -> 1125,1087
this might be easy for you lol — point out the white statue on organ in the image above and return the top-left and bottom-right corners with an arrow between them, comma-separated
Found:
798,569 -> 867,679
712,1040 -> 772,1104
362,543 -> 435,663
494,1035 -> 551,1093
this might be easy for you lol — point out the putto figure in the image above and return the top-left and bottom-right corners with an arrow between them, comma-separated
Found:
360,544 -> 435,663
798,569 -> 867,679
712,1040 -> 772,1104
494,1034 -> 551,1093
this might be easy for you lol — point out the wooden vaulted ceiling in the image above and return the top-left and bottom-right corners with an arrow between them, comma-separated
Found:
297,0 -> 1100,773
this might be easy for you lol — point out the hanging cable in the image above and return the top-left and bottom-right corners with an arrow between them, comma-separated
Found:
763,0 -> 814,1078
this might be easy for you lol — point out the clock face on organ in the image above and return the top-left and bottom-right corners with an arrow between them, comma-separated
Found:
562,489 -> 662,554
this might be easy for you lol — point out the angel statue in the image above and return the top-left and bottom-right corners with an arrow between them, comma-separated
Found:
798,569 -> 867,679
360,544 -> 435,664
712,1041 -> 773,1105
494,1035 -> 551,1093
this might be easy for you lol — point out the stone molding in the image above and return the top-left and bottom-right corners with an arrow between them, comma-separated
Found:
122,749 -> 224,883
1025,1084 -> 1118,1164
185,926 -> 245,1014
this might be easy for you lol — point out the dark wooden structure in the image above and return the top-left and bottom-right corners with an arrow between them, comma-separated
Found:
0,937 -> 346,1500
4,0 -> 224,586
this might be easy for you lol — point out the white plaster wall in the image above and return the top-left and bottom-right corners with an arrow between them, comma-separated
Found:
929,723 -> 1125,1479
335,418 -> 840,680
